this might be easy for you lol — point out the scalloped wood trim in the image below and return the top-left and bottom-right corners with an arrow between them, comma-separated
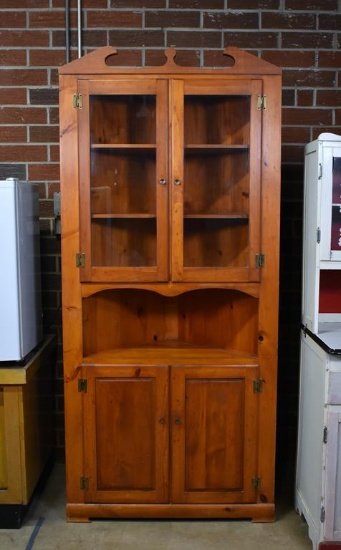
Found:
59,46 -> 281,76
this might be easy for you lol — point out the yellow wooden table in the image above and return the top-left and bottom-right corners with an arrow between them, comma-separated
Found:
0,335 -> 56,528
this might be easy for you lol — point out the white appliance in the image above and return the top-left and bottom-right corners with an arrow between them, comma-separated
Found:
0,178 -> 42,362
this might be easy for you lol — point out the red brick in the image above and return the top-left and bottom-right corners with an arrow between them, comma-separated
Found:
319,51 -> 341,68
167,30 -> 221,48
282,32 -> 333,49
0,145 -> 47,162
1,0 -> 47,6
282,89 -> 295,106
262,12 -> 316,30
170,0 -> 223,6
282,144 -> 305,163
0,88 -> 26,104
317,89 -> 341,107
262,50 -> 315,68
29,125 -> 59,143
30,49 -> 66,67
224,32 -> 278,49
49,108 -> 59,125
29,163 -> 60,181
0,30 -> 50,47
283,107 -> 332,126
29,10 -> 65,29
297,90 -> 314,107
87,10 -> 142,28
283,69 -> 336,88
47,182 -> 61,198
0,11 -> 26,28
0,107 -> 47,124
286,0 -> 338,8
50,145 -> 60,162
319,14 -> 341,30
282,126 -> 311,144
111,0 -> 166,6
108,29 -> 164,47
229,0 -> 279,6
0,68 -> 48,86
0,126 -> 27,143
146,10 -> 200,28
204,12 -> 259,30
0,49 -> 26,66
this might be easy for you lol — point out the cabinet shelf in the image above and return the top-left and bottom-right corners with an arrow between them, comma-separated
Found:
82,343 -> 258,367
92,213 -> 156,219
184,214 -> 248,220
91,144 -> 156,152
185,144 -> 249,154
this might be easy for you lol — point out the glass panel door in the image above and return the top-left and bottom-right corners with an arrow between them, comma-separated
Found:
78,79 -> 168,282
171,80 -> 262,283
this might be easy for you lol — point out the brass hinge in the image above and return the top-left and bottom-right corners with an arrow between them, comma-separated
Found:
323,426 -> 328,444
78,378 -> 87,393
80,477 -> 89,490
257,95 -> 267,110
73,93 -> 83,109
253,379 -> 263,393
255,254 -> 265,268
252,477 -> 261,490
76,252 -> 85,268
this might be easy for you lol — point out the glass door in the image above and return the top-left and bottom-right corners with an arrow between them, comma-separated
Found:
78,79 -> 168,282
171,79 -> 263,283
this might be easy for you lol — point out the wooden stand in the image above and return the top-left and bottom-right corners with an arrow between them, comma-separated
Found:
0,335 -> 56,528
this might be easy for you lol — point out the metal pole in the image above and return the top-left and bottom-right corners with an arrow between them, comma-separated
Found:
77,0 -> 82,58
65,0 -> 70,63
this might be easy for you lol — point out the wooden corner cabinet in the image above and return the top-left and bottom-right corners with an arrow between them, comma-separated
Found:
59,46 -> 281,523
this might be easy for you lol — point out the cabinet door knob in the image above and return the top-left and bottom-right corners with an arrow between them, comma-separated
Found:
159,178 -> 167,185
174,417 -> 182,425
174,179 -> 181,186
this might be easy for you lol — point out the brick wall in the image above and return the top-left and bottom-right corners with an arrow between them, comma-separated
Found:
0,0 -> 340,471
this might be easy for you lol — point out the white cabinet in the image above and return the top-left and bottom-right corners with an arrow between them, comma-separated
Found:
296,133 -> 341,550
296,331 -> 341,549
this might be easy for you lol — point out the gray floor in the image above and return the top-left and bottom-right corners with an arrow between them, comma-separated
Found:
0,465 -> 312,550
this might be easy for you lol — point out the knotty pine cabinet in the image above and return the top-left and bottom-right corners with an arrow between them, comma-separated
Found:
59,46 -> 281,522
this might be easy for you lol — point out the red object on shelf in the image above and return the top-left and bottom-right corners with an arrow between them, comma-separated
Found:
319,270 -> 341,312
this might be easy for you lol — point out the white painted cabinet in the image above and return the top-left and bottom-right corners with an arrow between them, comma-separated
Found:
296,133 -> 341,550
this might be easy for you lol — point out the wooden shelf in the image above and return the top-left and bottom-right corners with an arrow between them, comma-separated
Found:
91,144 -> 156,152
82,343 -> 258,367
185,144 -> 249,154
92,213 -> 156,219
184,214 -> 248,220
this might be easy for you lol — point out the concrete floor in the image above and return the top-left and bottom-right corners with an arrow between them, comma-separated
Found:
0,465 -> 312,550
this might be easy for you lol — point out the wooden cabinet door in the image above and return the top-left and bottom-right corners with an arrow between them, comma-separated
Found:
77,79 -> 169,283
171,365 -> 259,503
171,79 -> 263,283
82,365 -> 169,503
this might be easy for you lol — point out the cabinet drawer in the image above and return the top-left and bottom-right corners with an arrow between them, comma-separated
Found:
329,372 -> 341,404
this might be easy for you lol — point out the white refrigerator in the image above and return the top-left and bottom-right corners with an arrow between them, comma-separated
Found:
0,178 -> 42,361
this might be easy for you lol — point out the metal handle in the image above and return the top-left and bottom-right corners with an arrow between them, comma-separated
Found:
159,178 -> 167,186
174,179 -> 181,186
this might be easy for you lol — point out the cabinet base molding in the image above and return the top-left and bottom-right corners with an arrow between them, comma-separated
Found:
66,503 -> 275,523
